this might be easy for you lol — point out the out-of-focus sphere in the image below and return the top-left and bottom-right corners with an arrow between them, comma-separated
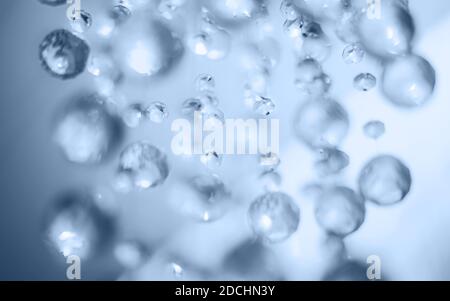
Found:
294,99 -> 349,149
205,0 -> 264,22
382,55 -> 436,108
357,0 -> 415,58
113,15 -> 183,77
315,187 -> 365,236
359,155 -> 412,206
169,175 -> 231,222
248,192 -> 300,243
54,96 -> 120,164
119,142 -> 170,189
44,189 -> 115,259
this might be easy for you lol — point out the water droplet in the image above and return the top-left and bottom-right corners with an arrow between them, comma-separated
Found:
357,0 -> 414,58
354,73 -> 377,91
342,43 -> 365,64
253,96 -> 275,116
200,151 -> 223,169
359,155 -> 412,206
280,0 -> 298,21
294,99 -> 349,149
110,5 -> 132,25
119,142 -> 170,190
315,186 -> 365,236
39,29 -> 90,79
382,55 -> 436,108
314,148 -> 350,176
44,189 -> 115,259
170,175 -> 231,222
113,15 -> 183,76
259,152 -> 280,170
70,10 -> 92,34
248,192 -> 300,243
54,95 -> 121,164
122,104 -> 146,128
145,101 -> 169,123
195,74 -> 215,92
363,120 -> 385,140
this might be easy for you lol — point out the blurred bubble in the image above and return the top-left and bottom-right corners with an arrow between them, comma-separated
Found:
248,192 -> 300,243
119,142 -> 170,190
357,0 -> 415,58
294,58 -> 331,97
359,155 -> 412,206
294,98 -> 349,149
205,0 -> 266,23
39,29 -> 90,79
200,151 -> 223,169
314,148 -> 350,176
258,170 -> 282,192
363,120 -> 385,140
54,95 -> 122,164
44,189 -> 116,259
146,101 -> 169,123
170,175 -> 231,222
382,55 -> 436,108
195,74 -> 216,93
114,241 -> 150,270
315,187 -> 365,236
259,152 -> 280,170
222,240 -> 283,280
69,10 -> 92,34
113,15 -> 184,77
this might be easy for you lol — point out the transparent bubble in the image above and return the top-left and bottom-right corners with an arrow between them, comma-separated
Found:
205,0 -> 265,22
44,189 -> 115,259
314,148 -> 350,176
119,142 -> 170,190
182,98 -> 203,115
315,186 -> 365,236
354,73 -> 377,91
280,0 -> 298,21
188,28 -> 231,60
113,15 -> 183,77
69,10 -> 92,34
253,96 -> 275,116
342,43 -> 365,64
145,101 -> 169,123
258,170 -> 282,192
110,5 -> 132,25
335,9 -> 360,44
54,95 -> 121,164
122,104 -> 146,128
293,21 -> 331,62
248,192 -> 300,243
195,74 -> 215,92
39,29 -> 90,79
295,58 -> 331,97
294,99 -> 349,149
114,241 -> 150,269
382,55 -> 436,108
359,155 -> 412,206
170,175 -> 231,222
363,120 -> 385,140
259,152 -> 280,170
200,151 -> 223,169
357,0 -> 414,58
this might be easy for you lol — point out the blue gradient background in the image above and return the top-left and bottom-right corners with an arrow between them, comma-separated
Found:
1,0 -> 450,280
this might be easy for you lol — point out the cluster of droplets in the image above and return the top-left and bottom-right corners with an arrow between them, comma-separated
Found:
188,8 -> 231,61
182,74 -> 225,169
37,0 -> 430,280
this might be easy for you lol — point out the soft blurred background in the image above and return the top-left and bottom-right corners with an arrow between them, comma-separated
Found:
1,0 -> 450,280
